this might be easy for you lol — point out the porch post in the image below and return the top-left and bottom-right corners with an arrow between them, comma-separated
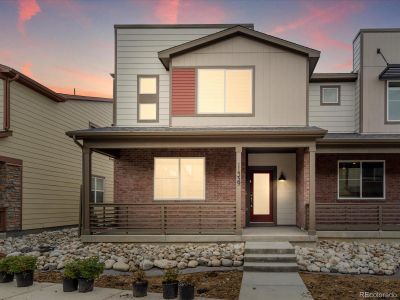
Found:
308,147 -> 316,235
82,144 -> 92,235
235,146 -> 242,235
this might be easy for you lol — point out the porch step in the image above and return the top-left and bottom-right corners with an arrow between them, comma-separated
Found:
244,253 -> 297,263
243,262 -> 299,272
245,242 -> 295,254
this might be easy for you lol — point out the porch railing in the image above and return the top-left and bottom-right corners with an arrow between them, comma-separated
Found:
89,202 -> 237,235
306,203 -> 400,231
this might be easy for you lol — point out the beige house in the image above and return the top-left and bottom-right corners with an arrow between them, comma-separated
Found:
63,25 -> 400,242
0,64 -> 113,235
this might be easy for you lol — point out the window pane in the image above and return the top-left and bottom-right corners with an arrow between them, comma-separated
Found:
388,82 -> 400,121
96,178 -> 104,191
90,191 -> 95,203
155,158 -> 179,178
322,88 -> 339,103
139,77 -> 157,94
139,103 -> 157,120
226,69 -> 252,113
197,69 -> 225,113
154,178 -> 179,199
180,158 -> 205,199
96,192 -> 104,203
338,162 -> 360,198
91,177 -> 95,191
362,162 -> 384,198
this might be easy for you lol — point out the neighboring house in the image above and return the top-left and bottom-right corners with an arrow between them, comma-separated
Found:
67,24 -> 400,242
0,64 -> 114,235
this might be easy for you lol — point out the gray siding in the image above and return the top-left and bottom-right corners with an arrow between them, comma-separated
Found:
171,36 -> 308,127
0,79 -> 3,130
116,27 -> 226,127
353,34 -> 361,132
0,82 -> 114,230
309,82 -> 356,133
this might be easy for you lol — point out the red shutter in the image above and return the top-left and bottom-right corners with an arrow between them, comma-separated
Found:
172,68 -> 196,116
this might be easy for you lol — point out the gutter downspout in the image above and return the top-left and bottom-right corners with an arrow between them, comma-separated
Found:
3,74 -> 19,131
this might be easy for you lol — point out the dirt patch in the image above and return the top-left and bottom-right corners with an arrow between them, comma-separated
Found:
301,272 -> 400,300
35,270 -> 242,300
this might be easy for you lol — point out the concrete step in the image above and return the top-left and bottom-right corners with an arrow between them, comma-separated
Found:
244,253 -> 297,263
245,242 -> 295,254
243,262 -> 299,272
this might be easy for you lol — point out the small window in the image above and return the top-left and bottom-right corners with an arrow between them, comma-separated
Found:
321,86 -> 340,105
338,161 -> 384,199
137,75 -> 158,122
91,176 -> 104,203
197,68 -> 253,114
154,157 -> 205,200
387,81 -> 400,122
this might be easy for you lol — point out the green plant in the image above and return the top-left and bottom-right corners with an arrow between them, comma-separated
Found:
163,268 -> 178,283
9,256 -> 37,274
180,275 -> 195,286
64,261 -> 80,279
0,257 -> 16,274
78,257 -> 104,280
132,269 -> 146,283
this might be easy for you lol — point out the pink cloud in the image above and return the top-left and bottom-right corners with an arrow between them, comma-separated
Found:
17,0 -> 41,34
155,0 -> 180,23
21,62 -> 33,77
151,0 -> 226,24
333,58 -> 353,71
271,1 -> 364,34
309,29 -> 352,52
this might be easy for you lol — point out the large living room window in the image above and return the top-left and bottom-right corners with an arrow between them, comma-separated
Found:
197,68 -> 253,114
137,75 -> 158,122
338,161 -> 385,199
154,158 -> 205,200
387,81 -> 400,122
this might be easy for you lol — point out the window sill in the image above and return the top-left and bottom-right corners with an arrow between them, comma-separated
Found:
153,199 -> 206,203
0,131 -> 12,138
336,198 -> 386,202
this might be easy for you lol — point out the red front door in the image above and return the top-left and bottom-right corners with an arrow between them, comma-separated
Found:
249,170 -> 273,223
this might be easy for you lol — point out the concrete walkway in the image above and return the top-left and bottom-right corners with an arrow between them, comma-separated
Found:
0,281 -> 212,300
239,272 -> 313,300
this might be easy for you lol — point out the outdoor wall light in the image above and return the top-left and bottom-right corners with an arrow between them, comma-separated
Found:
278,172 -> 286,181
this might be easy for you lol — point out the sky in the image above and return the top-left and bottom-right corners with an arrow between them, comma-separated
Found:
0,0 -> 399,98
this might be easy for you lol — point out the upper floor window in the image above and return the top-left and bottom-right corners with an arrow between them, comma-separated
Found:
154,157 -> 205,200
197,68 -> 253,115
320,86 -> 340,105
338,161 -> 384,199
387,81 -> 400,122
137,75 -> 158,122
91,176 -> 104,203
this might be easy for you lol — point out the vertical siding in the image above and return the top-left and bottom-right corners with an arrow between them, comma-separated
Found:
0,79 -> 3,129
115,27 -> 227,127
0,82 -> 114,230
171,68 -> 196,116
353,34 -> 361,132
308,82 -> 356,133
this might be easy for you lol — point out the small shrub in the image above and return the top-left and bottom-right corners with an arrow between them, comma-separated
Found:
78,257 -> 104,280
163,268 -> 178,283
0,257 -> 16,274
132,269 -> 146,283
179,275 -> 195,287
64,261 -> 80,279
9,256 -> 37,274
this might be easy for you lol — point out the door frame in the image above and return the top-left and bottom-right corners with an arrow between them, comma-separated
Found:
246,166 -> 277,226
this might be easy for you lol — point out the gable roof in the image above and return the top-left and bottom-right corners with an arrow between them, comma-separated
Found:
158,25 -> 320,75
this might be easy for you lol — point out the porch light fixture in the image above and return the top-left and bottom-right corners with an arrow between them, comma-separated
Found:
278,172 -> 286,181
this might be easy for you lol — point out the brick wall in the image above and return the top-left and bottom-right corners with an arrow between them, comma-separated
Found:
316,154 -> 400,203
296,149 -> 309,229
0,161 -> 22,231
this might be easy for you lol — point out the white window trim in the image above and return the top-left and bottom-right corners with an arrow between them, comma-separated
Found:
154,157 -> 206,201
92,176 -> 105,203
337,160 -> 385,200
386,80 -> 400,122
321,86 -> 340,104
196,67 -> 254,115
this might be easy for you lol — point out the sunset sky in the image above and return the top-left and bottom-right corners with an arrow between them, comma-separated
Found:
0,0 -> 399,98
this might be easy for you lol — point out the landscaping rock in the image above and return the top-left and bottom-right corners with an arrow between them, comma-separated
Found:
221,259 -> 233,267
188,260 -> 198,268
154,259 -> 177,269
104,259 -> 116,270
140,259 -> 154,270
113,261 -> 130,272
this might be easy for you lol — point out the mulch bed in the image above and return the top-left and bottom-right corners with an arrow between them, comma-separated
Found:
301,272 -> 400,300
35,270 -> 243,299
